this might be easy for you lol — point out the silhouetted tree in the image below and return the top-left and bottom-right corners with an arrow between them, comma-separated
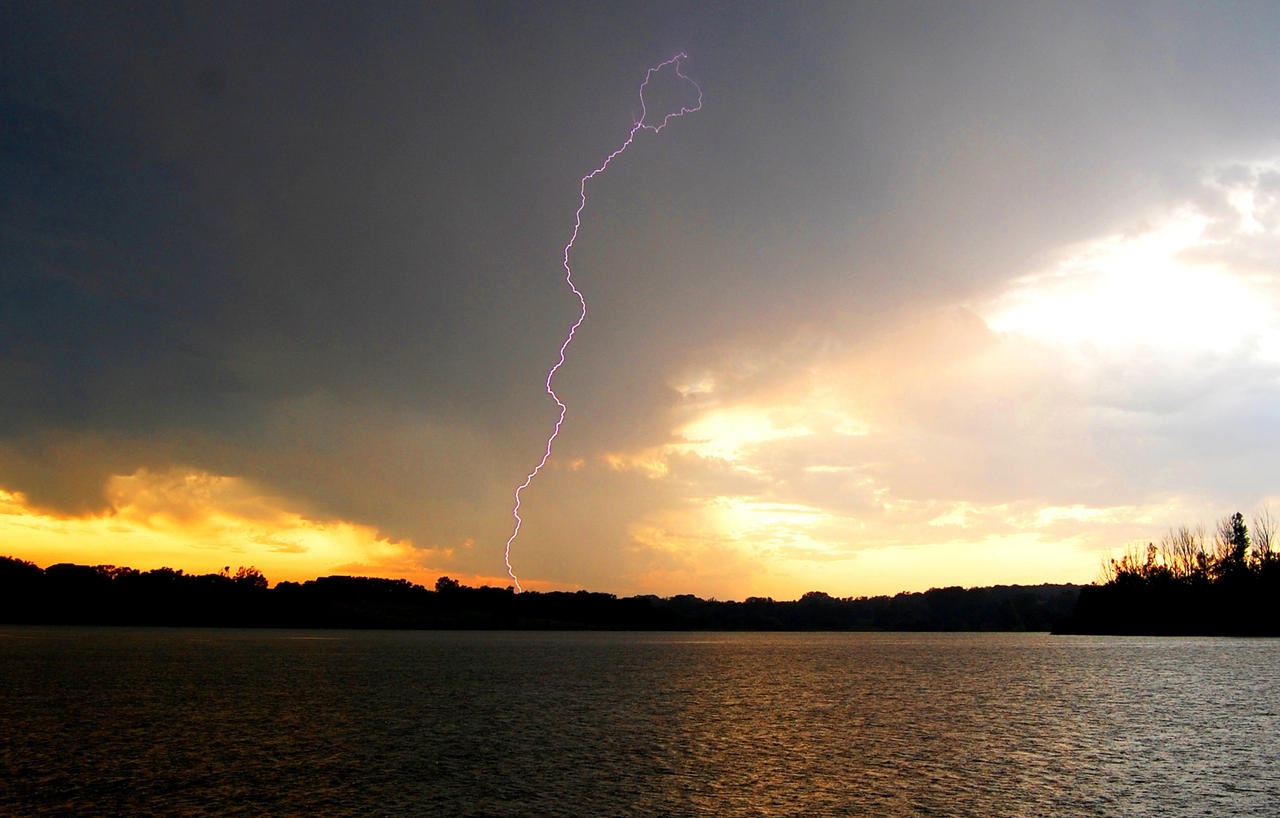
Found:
1214,512 -> 1250,580
232,566 -> 268,589
1252,508 -> 1275,565
1061,508 -> 1280,635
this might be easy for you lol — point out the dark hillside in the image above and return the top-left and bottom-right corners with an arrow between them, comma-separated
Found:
0,556 -> 1079,631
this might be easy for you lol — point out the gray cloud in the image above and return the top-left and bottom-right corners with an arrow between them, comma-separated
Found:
5,2 -> 1280,589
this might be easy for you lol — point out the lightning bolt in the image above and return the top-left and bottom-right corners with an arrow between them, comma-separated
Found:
503,53 -> 703,591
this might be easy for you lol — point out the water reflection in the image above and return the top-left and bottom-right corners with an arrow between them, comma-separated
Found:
1,630 -> 1277,816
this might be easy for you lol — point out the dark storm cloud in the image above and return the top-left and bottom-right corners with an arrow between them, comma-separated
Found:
5,1 -> 1280,587
0,1 -> 750,542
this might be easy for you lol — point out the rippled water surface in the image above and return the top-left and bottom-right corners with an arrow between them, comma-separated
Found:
2,629 -> 1277,816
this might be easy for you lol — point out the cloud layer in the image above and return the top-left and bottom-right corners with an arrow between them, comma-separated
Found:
3,2 -> 1279,596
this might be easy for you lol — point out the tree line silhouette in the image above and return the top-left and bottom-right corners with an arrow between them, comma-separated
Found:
1056,510 -> 1280,635
6,508 -> 1274,634
0,556 -> 1078,631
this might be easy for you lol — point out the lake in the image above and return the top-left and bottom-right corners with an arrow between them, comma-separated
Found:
1,628 -> 1276,816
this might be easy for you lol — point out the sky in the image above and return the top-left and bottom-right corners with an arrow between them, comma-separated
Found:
3,1 -> 1280,599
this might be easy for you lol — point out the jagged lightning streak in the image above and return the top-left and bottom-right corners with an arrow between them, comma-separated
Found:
503,53 -> 703,591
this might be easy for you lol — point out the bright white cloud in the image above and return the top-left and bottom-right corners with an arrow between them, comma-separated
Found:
982,203 -> 1280,355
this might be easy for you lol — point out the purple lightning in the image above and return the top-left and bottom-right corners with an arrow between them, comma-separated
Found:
503,53 -> 703,591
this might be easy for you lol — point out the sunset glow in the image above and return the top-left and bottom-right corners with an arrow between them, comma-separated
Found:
0,471 -> 454,587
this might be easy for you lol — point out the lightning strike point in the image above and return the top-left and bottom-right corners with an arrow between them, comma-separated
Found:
503,53 -> 703,592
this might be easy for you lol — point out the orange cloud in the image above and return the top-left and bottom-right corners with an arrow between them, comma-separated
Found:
0,468 -> 463,587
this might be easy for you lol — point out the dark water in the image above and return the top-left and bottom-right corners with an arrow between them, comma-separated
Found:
2,629 -> 1277,816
